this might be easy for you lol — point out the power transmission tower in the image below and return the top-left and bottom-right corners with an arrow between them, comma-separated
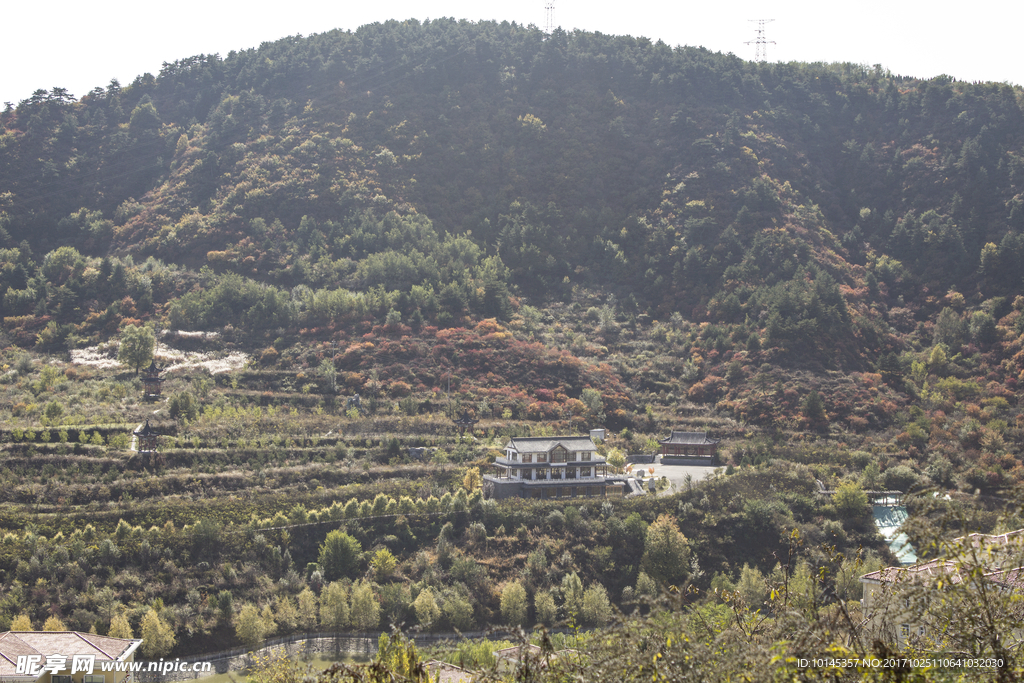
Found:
745,19 -> 775,62
545,0 -> 555,34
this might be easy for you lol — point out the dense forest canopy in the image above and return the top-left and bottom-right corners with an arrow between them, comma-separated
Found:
3,20 -> 1022,340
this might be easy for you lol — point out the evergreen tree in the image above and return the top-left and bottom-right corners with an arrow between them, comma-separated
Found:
318,530 -> 361,581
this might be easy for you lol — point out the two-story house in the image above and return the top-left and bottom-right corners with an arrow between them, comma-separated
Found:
483,436 -> 624,500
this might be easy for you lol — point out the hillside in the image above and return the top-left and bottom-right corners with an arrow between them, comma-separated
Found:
1,18 -> 1024,675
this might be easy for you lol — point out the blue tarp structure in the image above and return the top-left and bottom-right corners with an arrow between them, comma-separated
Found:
873,505 -> 917,565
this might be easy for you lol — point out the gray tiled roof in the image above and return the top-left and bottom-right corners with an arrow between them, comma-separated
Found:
659,431 -> 719,445
503,436 -> 597,453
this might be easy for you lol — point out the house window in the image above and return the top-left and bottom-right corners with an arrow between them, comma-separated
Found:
581,467 -> 591,477
523,454 -> 532,463
537,452 -> 547,462
917,625 -> 926,636
54,677 -> 73,683
581,452 -> 592,461
85,676 -> 106,683
900,624 -> 910,638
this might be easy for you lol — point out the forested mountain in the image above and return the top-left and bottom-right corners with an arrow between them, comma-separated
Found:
3,19 -> 1023,338
2,20 -> 1024,672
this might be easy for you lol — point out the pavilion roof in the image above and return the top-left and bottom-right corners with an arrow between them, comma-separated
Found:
659,431 -> 719,446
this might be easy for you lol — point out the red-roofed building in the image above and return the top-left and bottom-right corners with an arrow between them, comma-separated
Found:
860,529 -> 1024,646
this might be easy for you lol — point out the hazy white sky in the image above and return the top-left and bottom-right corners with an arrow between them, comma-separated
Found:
2,1 -> 1019,106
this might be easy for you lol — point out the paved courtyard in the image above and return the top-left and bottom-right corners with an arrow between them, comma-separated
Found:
629,458 -> 721,494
